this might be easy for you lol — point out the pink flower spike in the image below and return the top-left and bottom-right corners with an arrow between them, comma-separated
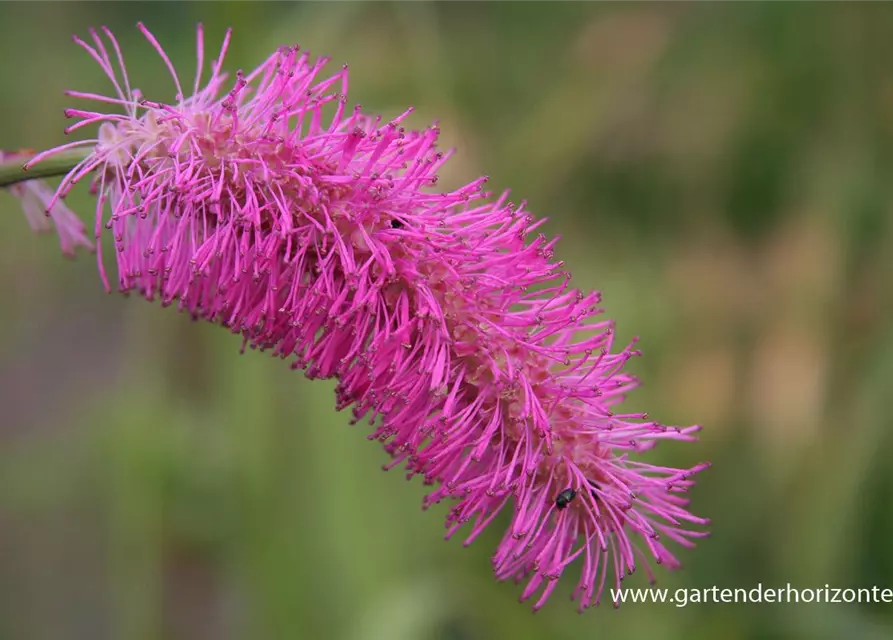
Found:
8,24 -> 710,612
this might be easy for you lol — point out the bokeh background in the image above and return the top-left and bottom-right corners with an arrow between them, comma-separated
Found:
1,2 -> 893,639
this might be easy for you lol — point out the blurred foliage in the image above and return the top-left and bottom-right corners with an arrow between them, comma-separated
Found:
1,2 -> 893,639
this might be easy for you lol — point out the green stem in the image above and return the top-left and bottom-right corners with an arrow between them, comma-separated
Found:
0,148 -> 92,189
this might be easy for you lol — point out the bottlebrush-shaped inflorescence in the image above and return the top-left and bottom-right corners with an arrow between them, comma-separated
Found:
6,24 -> 709,611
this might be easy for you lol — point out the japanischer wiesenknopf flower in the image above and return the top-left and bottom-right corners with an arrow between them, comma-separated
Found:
1,24 -> 710,611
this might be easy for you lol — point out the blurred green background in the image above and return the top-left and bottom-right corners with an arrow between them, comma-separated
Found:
1,2 -> 893,639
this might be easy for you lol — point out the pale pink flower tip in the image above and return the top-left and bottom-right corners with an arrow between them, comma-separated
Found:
14,24 -> 710,612
2,150 -> 94,257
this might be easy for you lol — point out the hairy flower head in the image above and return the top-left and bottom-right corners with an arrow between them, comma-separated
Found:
15,24 -> 709,611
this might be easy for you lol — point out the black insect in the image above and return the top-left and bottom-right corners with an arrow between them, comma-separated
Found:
555,488 -> 577,510
390,219 -> 404,229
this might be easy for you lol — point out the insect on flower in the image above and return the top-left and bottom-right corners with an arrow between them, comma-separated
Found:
555,488 -> 577,510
